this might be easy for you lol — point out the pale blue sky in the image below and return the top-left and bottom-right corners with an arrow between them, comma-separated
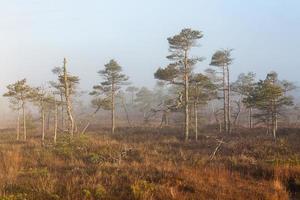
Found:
0,0 -> 299,91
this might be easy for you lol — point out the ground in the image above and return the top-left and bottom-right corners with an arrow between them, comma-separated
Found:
0,126 -> 299,200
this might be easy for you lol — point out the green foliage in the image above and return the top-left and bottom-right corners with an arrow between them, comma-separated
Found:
154,28 -> 204,85
210,49 -> 233,67
90,59 -> 129,112
53,135 -> 89,160
189,73 -> 218,104
252,73 -> 294,126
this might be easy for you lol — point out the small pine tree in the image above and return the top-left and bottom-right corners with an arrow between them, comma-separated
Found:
3,79 -> 32,140
90,59 -> 129,134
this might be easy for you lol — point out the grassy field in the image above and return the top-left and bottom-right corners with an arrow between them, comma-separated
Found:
0,126 -> 299,200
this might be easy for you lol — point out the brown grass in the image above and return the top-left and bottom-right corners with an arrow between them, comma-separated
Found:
0,126 -> 298,199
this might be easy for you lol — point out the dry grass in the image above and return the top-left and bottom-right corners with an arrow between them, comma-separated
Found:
0,126 -> 298,199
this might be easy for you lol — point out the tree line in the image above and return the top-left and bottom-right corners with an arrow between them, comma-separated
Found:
3,28 -> 296,143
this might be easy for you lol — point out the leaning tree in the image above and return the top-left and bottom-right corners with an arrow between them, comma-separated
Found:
154,28 -> 204,141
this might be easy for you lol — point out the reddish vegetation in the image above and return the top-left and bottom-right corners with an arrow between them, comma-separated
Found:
0,126 -> 299,199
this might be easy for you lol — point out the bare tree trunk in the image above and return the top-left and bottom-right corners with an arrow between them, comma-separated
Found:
60,93 -> 64,130
222,65 -> 228,133
226,65 -> 231,134
17,109 -> 20,140
233,100 -> 241,128
131,92 -> 134,105
42,108 -> 45,144
273,102 -> 277,141
272,113 -> 276,141
121,95 -> 131,127
184,50 -> 189,141
63,58 -> 75,137
22,102 -> 26,141
54,98 -> 58,144
111,82 -> 115,134
46,111 -> 51,131
275,114 -> 278,131
249,107 -> 252,128
194,102 -> 198,141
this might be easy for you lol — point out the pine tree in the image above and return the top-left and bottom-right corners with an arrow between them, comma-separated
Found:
3,79 -> 32,140
155,28 -> 204,141
134,87 -> 155,123
232,72 -> 256,128
30,87 -> 54,144
210,49 -> 233,134
90,59 -> 129,134
55,58 -> 79,137
189,73 -> 217,140
252,72 -> 294,140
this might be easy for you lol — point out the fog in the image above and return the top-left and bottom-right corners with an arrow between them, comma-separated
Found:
1,0 -> 300,126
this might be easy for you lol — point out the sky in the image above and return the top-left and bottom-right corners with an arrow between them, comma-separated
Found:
0,0 -> 300,92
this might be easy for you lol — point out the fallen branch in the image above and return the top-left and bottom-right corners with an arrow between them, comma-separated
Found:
209,138 -> 225,161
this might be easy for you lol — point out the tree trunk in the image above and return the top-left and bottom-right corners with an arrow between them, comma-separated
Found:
121,95 -> 131,127
54,98 -> 58,144
63,58 -> 75,137
223,65 -> 228,133
46,111 -> 51,131
184,50 -> 189,141
273,101 -> 277,141
249,107 -> 252,129
22,102 -> 26,141
226,65 -> 231,134
60,93 -> 64,130
17,109 -> 20,140
194,102 -> 198,141
272,113 -> 277,141
42,108 -> 45,144
275,115 -> 278,131
111,82 -> 115,134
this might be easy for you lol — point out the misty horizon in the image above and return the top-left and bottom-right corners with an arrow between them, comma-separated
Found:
0,1 -> 300,92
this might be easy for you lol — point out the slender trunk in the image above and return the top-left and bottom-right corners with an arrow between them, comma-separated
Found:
275,115 -> 278,131
223,65 -> 228,133
60,93 -> 64,130
184,50 -> 189,141
194,102 -> 198,141
226,65 -> 231,134
131,92 -> 134,105
121,95 -> 131,127
249,107 -> 252,128
17,109 -> 20,140
22,102 -> 26,141
272,113 -> 276,141
46,111 -> 51,130
111,82 -> 115,134
41,108 -> 45,144
273,100 -> 277,141
63,58 -> 75,137
54,98 -> 58,144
